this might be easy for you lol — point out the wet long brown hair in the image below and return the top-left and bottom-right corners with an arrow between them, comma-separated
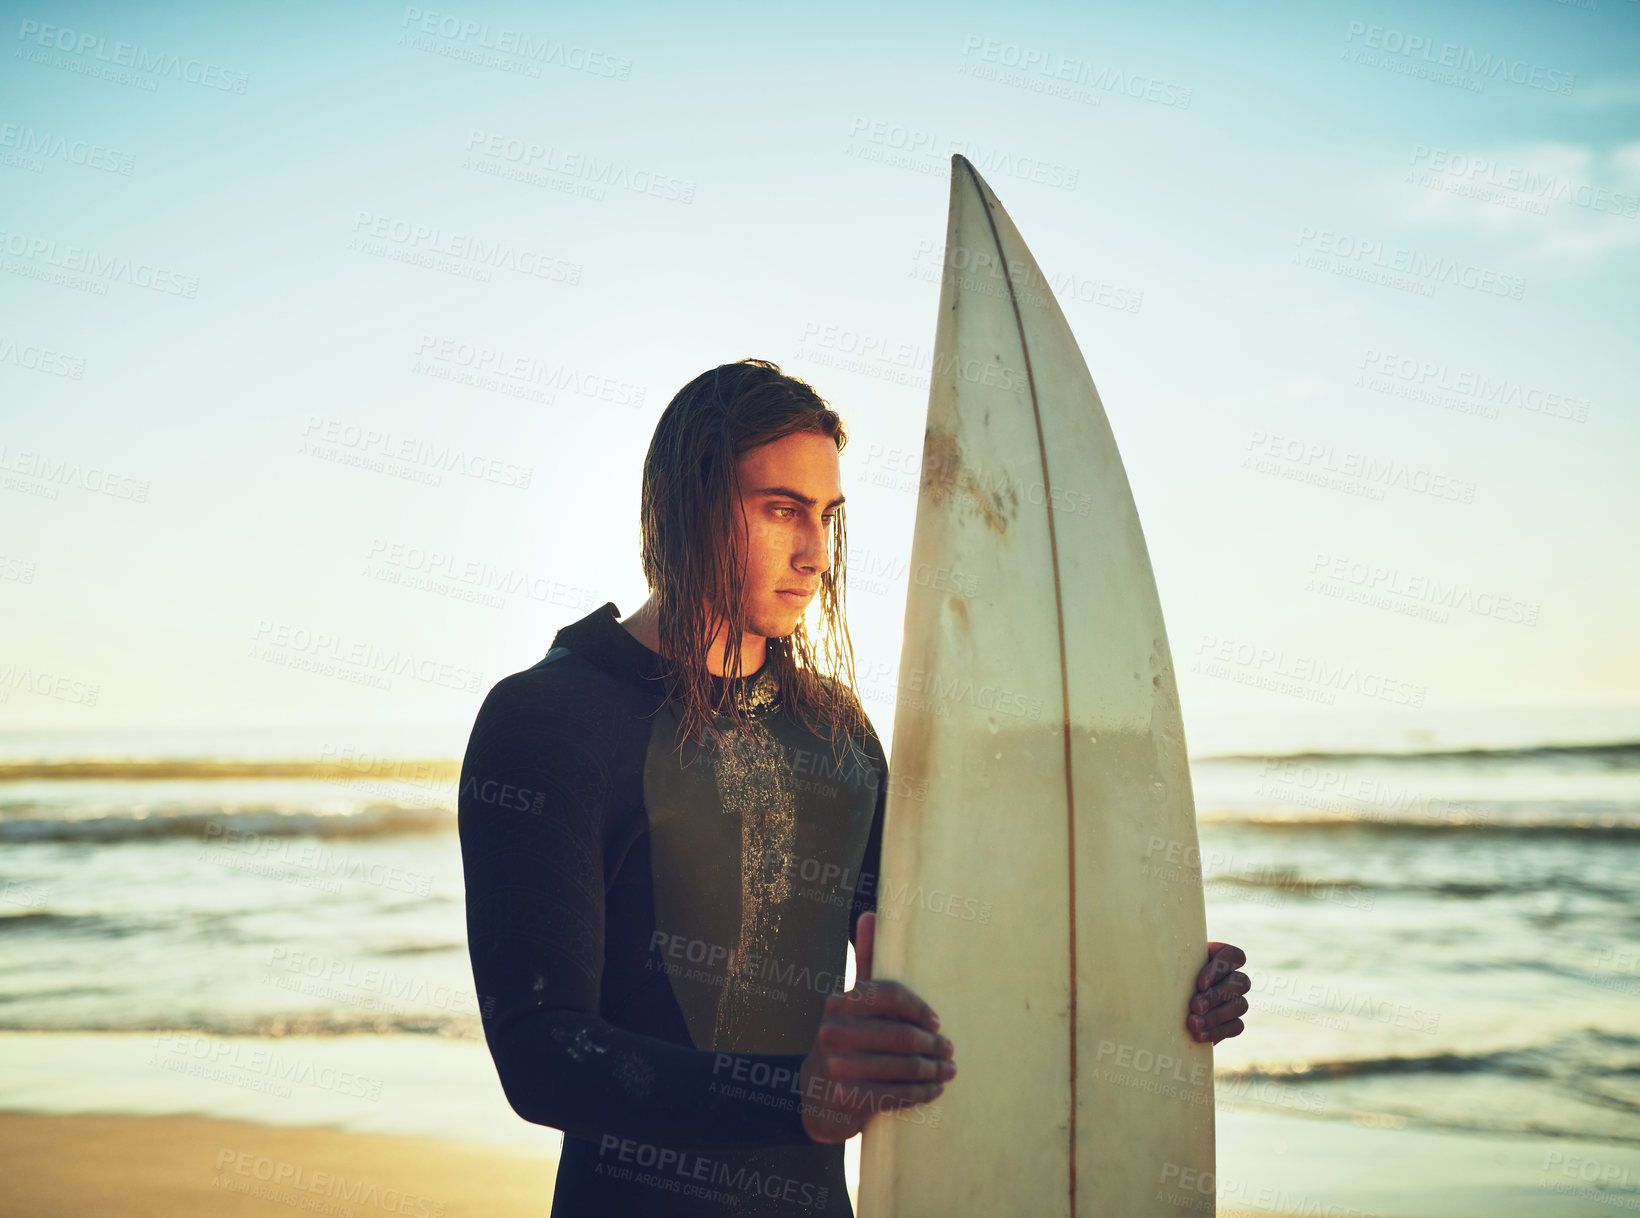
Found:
639,358 -> 867,761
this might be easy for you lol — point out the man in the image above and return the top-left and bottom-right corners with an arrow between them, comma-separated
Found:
457,359 -> 1249,1216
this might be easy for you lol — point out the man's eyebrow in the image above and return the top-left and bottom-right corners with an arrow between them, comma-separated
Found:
749,486 -> 846,510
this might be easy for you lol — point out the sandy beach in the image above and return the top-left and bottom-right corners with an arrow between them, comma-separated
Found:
0,1111 -> 560,1218
8,1104 -> 1640,1217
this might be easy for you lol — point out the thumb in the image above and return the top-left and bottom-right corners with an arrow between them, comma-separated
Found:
855,911 -> 876,986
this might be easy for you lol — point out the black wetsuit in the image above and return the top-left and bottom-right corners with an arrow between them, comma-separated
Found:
457,602 -> 886,1216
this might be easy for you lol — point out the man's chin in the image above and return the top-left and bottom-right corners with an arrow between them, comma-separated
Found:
749,609 -> 803,641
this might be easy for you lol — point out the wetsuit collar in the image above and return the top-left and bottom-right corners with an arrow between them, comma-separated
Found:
549,602 -> 771,697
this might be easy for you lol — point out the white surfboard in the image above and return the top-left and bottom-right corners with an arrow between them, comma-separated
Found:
857,156 -> 1215,1216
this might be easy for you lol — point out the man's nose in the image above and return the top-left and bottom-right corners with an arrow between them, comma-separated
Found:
796,519 -> 832,575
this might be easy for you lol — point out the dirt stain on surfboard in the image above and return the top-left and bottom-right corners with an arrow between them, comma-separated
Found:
922,427 -> 1019,535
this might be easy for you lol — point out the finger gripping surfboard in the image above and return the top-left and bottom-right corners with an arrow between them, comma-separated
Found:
857,156 -> 1215,1216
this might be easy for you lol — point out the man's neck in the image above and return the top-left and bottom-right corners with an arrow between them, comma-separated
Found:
618,595 -> 767,678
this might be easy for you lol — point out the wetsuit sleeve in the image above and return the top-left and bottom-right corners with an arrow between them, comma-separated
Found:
849,738 -> 887,954
458,670 -> 815,1149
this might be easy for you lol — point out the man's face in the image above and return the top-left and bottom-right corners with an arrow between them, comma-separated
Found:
723,430 -> 844,641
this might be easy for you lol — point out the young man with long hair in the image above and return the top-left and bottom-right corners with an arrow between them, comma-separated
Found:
456,359 -> 1248,1216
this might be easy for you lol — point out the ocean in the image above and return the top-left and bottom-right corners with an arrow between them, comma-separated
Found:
2,717 -> 1638,1163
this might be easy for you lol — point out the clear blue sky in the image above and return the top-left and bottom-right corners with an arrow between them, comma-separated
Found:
3,0 -> 1636,755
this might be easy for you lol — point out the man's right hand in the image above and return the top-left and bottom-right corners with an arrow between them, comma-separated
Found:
799,911 -> 957,1143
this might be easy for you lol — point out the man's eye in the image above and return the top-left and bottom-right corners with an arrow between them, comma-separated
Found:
771,507 -> 838,525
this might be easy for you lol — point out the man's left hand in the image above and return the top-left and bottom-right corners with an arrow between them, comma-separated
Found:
1187,942 -> 1249,1044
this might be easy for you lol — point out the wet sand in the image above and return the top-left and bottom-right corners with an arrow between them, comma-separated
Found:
0,1110 -> 559,1218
